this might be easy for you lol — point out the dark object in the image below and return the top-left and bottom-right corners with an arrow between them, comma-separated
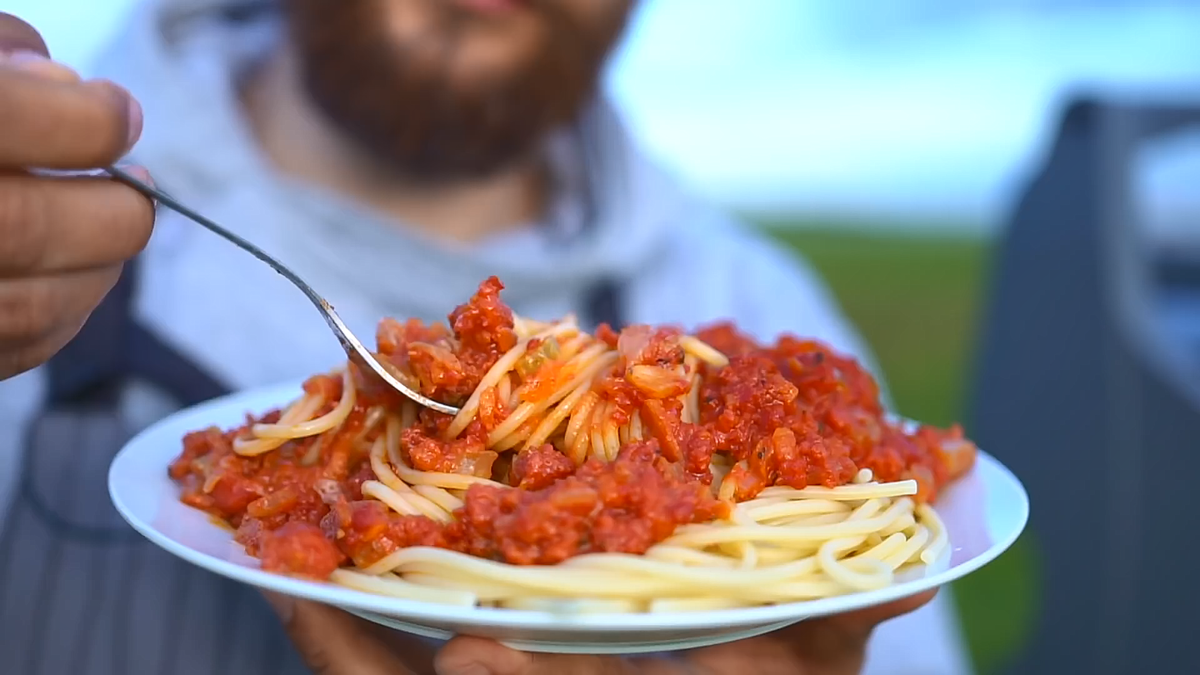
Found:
971,97 -> 1200,675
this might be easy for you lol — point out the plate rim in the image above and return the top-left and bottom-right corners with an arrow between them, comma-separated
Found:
108,379 -> 1030,632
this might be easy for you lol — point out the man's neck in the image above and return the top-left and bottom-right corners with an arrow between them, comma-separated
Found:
240,51 -> 546,244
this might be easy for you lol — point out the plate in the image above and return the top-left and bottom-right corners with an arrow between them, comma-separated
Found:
109,380 -> 1029,654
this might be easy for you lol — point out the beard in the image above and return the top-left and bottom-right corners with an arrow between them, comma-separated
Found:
281,0 -> 633,184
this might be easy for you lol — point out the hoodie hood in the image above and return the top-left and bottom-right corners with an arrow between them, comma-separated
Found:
90,0 -> 682,322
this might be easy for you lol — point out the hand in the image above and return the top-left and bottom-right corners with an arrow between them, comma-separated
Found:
267,589 -> 937,675
0,13 -> 154,379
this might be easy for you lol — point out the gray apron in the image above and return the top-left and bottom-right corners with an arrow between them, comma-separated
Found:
0,258 -> 625,674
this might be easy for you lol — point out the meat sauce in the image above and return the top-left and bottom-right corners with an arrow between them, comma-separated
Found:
170,277 -> 976,579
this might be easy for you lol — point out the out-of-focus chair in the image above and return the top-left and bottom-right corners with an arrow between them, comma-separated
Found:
971,96 -> 1200,674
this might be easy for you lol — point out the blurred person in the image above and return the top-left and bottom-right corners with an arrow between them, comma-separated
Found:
0,2 -> 973,674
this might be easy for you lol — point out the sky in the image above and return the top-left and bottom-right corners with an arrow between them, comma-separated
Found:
10,0 -> 1200,230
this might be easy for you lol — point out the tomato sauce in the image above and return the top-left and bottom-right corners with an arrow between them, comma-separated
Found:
376,276 -> 515,406
170,277 -> 977,579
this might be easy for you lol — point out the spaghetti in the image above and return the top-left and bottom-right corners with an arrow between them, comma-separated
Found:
170,277 -> 976,612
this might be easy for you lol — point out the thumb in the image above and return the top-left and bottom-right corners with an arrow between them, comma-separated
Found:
264,592 -> 420,675
0,12 -> 50,55
435,636 -> 683,675
826,588 -> 940,634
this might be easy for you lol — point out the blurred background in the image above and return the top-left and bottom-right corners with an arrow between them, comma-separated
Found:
16,0 -> 1200,672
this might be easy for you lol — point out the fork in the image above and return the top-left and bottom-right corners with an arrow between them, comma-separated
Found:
104,165 -> 461,415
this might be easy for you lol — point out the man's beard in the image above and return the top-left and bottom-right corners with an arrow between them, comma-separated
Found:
281,0 -> 632,184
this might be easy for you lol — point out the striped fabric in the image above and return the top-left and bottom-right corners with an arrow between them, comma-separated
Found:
0,409 -> 311,675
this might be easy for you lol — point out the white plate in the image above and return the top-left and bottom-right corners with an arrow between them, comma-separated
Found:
109,380 -> 1029,654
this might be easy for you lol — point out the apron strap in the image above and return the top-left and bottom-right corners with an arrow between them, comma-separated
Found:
43,263 -> 134,407
44,258 -> 232,409
581,278 -> 627,331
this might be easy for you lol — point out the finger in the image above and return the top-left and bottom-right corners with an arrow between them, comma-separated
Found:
0,171 -> 155,276
682,590 -> 941,675
0,70 -> 141,168
829,588 -> 939,631
265,594 -> 421,675
360,620 -> 441,674
0,13 -> 49,56
0,314 -> 93,378
435,637 -> 684,675
0,265 -> 121,378
789,588 -> 939,655
0,319 -> 86,379
0,264 -> 121,347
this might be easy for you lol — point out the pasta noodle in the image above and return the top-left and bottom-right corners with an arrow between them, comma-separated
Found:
169,277 -> 976,613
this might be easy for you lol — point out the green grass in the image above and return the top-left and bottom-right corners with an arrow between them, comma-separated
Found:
761,224 -> 1037,674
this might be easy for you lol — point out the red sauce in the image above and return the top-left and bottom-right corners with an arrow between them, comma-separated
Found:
258,522 -> 344,579
377,277 -> 515,406
170,277 -> 977,580
451,441 -> 727,565
510,444 -> 575,490
692,323 -> 973,502
401,421 -> 497,477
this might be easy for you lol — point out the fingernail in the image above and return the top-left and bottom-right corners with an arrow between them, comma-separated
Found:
118,164 -> 159,209
0,20 -> 51,58
82,78 -> 142,153
4,50 -> 74,81
119,164 -> 155,187
98,81 -> 145,152
263,591 -> 296,623
125,92 -> 144,150
1,50 -> 80,85
4,49 -> 48,67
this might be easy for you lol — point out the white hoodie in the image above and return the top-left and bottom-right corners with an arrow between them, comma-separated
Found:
0,1 -> 972,672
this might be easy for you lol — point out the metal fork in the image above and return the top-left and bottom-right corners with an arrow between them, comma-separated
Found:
105,165 -> 461,415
